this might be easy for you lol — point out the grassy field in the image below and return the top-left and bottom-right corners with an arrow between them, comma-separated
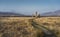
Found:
35,17 -> 60,37
0,17 -> 60,37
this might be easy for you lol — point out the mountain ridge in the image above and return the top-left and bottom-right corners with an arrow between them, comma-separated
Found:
0,10 -> 60,17
0,12 -> 25,16
41,10 -> 60,16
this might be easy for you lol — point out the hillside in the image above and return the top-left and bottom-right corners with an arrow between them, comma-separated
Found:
0,12 -> 25,16
41,10 -> 60,16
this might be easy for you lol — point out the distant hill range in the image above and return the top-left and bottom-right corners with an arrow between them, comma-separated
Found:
0,12 -> 26,17
0,10 -> 60,17
41,10 -> 60,16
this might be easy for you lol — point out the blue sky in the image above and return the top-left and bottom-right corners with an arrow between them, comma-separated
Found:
0,0 -> 60,15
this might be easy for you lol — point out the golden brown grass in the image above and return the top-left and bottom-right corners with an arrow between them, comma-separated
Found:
0,17 -> 60,37
35,17 -> 60,37
0,17 -> 37,37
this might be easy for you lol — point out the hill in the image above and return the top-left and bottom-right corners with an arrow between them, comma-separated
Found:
41,10 -> 60,16
0,12 -> 25,17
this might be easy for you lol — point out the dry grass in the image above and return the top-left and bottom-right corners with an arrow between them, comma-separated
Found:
0,17 -> 60,37
0,17 -> 37,37
35,17 -> 60,37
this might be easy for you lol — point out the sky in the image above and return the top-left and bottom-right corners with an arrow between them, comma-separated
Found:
0,0 -> 60,15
